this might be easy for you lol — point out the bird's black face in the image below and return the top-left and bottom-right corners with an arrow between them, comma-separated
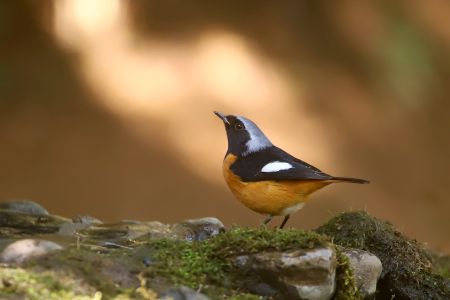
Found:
214,112 -> 251,156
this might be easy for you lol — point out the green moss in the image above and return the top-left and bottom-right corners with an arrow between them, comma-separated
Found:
147,239 -> 228,289
146,226 -> 329,298
207,226 -> 328,255
430,252 -> 450,279
0,209 -> 70,235
435,258 -> 450,278
0,267 -> 133,300
226,293 -> 264,300
26,249 -> 135,297
22,246 -> 159,300
5,212 -> 448,299
333,247 -> 361,300
3,226 -> 358,299
0,263 -> 166,300
317,211 -> 450,299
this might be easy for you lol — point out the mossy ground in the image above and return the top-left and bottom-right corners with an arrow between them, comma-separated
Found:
144,226 -> 337,299
11,211 -> 445,299
431,252 -> 450,279
0,226 -> 358,300
333,247 -> 360,300
0,266 -> 131,300
317,211 -> 450,299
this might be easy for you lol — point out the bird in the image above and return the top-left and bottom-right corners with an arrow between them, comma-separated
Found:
214,111 -> 369,229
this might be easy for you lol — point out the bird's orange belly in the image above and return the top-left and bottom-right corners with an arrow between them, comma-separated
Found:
222,154 -> 330,216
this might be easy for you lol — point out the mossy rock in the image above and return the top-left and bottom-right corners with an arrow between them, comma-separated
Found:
0,209 -> 70,236
0,226 -> 359,299
6,209 -> 447,299
432,252 -> 450,279
139,227 -> 340,299
317,211 -> 450,300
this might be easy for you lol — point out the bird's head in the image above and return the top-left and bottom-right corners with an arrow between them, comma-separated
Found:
214,111 -> 272,156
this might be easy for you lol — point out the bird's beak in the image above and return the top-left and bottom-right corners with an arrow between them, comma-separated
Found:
214,111 -> 230,125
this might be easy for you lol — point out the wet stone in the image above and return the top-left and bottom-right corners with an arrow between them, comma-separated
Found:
58,222 -> 90,236
344,249 -> 382,298
72,215 -> 103,225
317,211 -> 450,299
0,239 -> 63,264
234,247 -> 337,300
0,209 -> 71,236
172,217 -> 225,241
160,286 -> 211,300
144,221 -> 174,239
80,221 -> 148,240
0,200 -> 49,215
79,220 -> 173,246
58,215 -> 103,236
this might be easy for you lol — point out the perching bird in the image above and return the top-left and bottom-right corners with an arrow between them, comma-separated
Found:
214,112 -> 369,229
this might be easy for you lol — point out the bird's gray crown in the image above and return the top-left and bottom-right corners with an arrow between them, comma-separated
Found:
237,116 -> 272,155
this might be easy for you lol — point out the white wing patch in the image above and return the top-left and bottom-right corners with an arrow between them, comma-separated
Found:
261,161 -> 293,172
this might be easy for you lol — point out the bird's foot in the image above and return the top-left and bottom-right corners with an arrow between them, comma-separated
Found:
260,215 -> 273,227
279,215 -> 291,229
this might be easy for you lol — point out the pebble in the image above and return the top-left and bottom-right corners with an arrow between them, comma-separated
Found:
172,217 -> 225,241
160,286 -> 211,300
0,200 -> 49,215
344,249 -> 383,297
235,247 -> 337,300
0,239 -> 63,264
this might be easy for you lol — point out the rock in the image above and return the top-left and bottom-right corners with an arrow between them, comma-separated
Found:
160,286 -> 211,300
78,220 -> 172,245
0,239 -> 63,264
142,257 -> 153,266
0,209 -> 71,236
98,241 -> 133,249
172,217 -> 225,241
317,211 -> 450,299
0,200 -> 48,215
76,218 -> 225,247
58,215 -> 103,236
144,221 -> 174,239
58,222 -> 88,236
344,249 -> 382,298
44,216 -> 225,248
234,247 -> 336,300
72,215 -> 103,225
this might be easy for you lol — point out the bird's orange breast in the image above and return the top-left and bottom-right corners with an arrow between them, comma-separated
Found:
222,154 -> 331,216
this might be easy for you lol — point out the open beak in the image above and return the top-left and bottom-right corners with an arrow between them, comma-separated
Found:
214,111 -> 230,125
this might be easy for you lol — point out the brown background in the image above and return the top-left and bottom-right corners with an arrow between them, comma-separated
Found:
0,1 -> 449,252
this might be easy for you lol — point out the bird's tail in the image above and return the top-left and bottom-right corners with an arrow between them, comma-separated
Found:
332,177 -> 370,184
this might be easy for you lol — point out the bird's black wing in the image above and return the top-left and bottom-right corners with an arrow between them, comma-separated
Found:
230,146 -> 333,182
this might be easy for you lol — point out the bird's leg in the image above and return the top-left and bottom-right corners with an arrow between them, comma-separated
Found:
261,215 -> 273,226
279,215 -> 290,229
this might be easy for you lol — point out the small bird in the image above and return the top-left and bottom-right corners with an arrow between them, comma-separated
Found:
214,112 -> 369,229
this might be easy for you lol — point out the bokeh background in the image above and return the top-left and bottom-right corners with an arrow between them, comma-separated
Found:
1,1 -> 449,252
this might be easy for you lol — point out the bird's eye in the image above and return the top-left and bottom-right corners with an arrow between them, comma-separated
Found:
234,123 -> 244,130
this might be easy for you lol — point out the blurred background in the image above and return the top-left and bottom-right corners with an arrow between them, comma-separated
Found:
0,0 -> 449,252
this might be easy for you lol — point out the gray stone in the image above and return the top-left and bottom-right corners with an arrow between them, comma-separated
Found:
78,220 -> 173,245
344,249 -> 382,298
0,239 -> 63,264
234,247 -> 337,300
58,216 -> 103,236
144,221 -> 174,239
72,215 -> 103,225
172,217 -> 225,241
0,200 -> 49,215
160,286 -> 211,300
0,209 -> 71,236
58,222 -> 89,236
